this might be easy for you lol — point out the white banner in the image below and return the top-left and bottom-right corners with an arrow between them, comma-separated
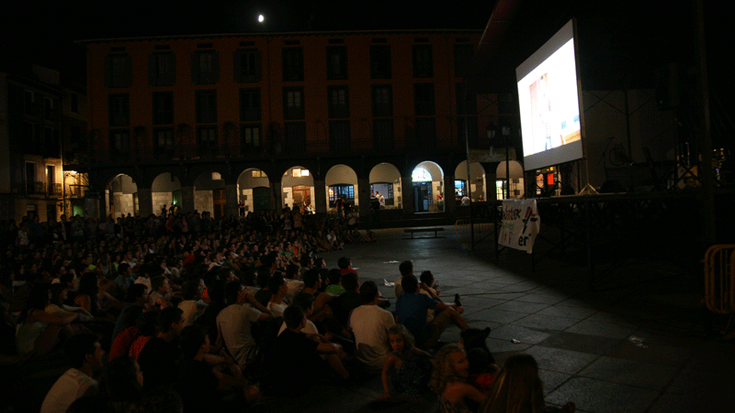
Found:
498,199 -> 540,254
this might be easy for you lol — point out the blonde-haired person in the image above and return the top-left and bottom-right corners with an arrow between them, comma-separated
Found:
482,354 -> 574,413
430,344 -> 486,413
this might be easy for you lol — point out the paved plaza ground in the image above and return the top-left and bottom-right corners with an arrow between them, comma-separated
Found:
7,226 -> 735,413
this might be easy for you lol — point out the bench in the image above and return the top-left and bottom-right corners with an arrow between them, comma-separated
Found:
404,227 -> 445,238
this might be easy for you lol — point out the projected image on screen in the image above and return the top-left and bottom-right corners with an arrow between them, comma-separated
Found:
517,20 -> 583,171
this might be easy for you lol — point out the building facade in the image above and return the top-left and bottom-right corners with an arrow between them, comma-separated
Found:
0,61 -> 86,224
77,30 -> 500,220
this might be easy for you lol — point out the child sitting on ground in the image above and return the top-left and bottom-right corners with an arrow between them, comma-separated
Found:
429,344 -> 486,413
380,324 -> 434,400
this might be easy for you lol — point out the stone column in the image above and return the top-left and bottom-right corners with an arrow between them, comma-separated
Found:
84,190 -> 102,219
357,177 -> 370,219
445,173 -> 456,215
137,188 -> 153,217
314,179 -> 327,214
225,183 -> 239,217
402,174 -> 414,215
271,182 -> 282,213
180,186 -> 195,213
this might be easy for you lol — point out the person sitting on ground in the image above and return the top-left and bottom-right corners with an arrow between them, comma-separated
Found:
108,305 -> 144,362
266,275 -> 289,318
394,260 -> 413,300
128,310 -> 158,361
17,283 -> 80,358
325,268 -> 346,295
481,354 -> 575,413
136,306 -> 184,390
40,333 -> 105,413
349,280 -> 395,372
46,283 -> 93,324
460,327 -> 498,394
277,293 -> 321,337
271,305 -> 349,396
68,355 -> 145,413
111,284 -> 149,342
396,274 -> 469,350
284,263 -> 304,303
176,325 -> 260,411
113,263 -> 135,296
380,324 -> 434,400
216,281 -> 272,369
429,344 -> 486,413
148,275 -> 172,309
337,256 -> 357,277
301,269 -> 334,325
178,277 -> 207,327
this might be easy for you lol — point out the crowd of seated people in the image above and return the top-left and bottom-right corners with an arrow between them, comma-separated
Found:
0,207 -> 574,412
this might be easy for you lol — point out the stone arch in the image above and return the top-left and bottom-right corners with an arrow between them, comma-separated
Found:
193,170 -> 227,218
281,165 -> 315,211
105,174 -> 138,218
325,164 -> 358,213
368,162 -> 402,210
151,173 -> 183,215
237,168 -> 272,214
455,160 -> 487,202
411,161 -> 445,213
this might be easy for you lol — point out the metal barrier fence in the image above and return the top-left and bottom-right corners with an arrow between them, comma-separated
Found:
703,244 -> 735,339
454,219 -> 495,250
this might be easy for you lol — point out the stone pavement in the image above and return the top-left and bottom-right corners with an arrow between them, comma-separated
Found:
7,226 -> 734,413
259,226 -> 735,413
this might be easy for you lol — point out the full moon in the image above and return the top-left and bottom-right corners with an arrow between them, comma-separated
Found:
258,14 -> 264,23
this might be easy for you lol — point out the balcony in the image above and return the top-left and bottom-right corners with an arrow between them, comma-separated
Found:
18,181 -> 62,198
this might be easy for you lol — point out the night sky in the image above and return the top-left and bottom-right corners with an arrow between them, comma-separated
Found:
2,0 -> 729,98
3,0 -> 494,80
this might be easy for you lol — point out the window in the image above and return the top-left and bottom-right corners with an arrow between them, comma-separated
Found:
44,97 -> 58,121
456,83 -> 479,146
44,126 -> 60,157
109,94 -> 129,127
191,51 -> 220,84
412,45 -> 433,78
414,84 -> 435,116
152,92 -> 174,125
234,49 -> 262,82
110,130 -> 131,156
283,87 -> 304,120
104,55 -> 133,88
282,47 -> 304,81
240,124 -> 262,154
454,44 -> 474,78
372,85 -> 393,118
153,128 -> 174,159
195,90 -> 217,124
326,46 -> 348,80
329,120 -> 351,153
370,45 -> 392,79
284,122 -> 306,154
239,89 -> 261,122
328,184 -> 354,206
291,168 -> 310,177
197,126 -> 218,156
149,53 -> 176,86
23,122 -> 41,153
328,86 -> 349,119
